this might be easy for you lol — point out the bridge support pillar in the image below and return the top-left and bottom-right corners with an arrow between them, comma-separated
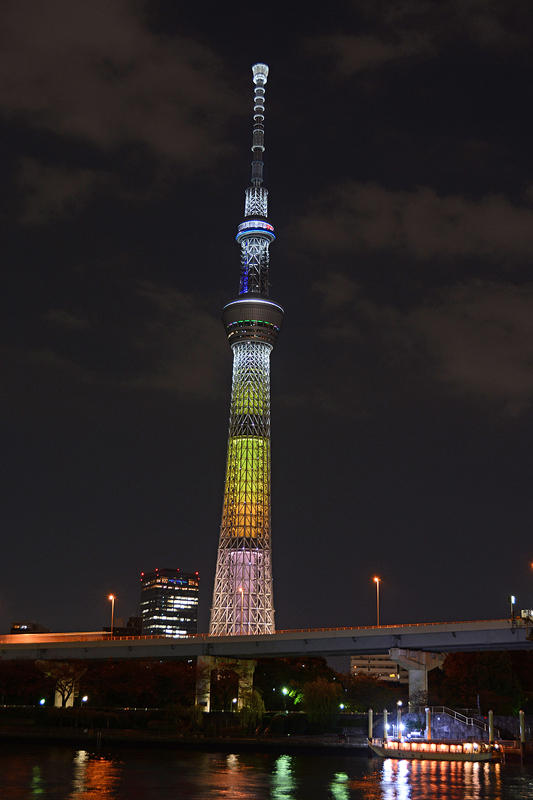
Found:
195,656 -> 257,713
389,648 -> 445,708
195,655 -> 214,712
233,659 -> 256,711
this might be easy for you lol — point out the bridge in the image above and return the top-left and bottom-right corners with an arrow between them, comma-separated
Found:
0,618 -> 530,661
1,617 -> 531,708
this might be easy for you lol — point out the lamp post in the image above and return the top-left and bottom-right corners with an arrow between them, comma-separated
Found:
281,686 -> 289,713
396,700 -> 403,740
239,586 -> 244,635
509,594 -> 516,620
108,594 -> 116,637
373,577 -> 381,626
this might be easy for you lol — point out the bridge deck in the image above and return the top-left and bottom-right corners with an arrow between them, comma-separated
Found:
0,619 -> 530,660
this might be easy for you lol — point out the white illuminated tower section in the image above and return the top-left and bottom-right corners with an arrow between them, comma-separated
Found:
209,64 -> 283,636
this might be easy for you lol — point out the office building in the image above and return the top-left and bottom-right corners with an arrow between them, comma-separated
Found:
351,653 -> 408,683
140,568 -> 199,637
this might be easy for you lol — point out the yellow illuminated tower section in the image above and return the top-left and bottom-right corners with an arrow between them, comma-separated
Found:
209,64 -> 283,635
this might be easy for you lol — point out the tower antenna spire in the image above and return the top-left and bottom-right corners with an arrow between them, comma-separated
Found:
233,63 -> 275,296
209,63 -> 283,637
250,62 -> 269,187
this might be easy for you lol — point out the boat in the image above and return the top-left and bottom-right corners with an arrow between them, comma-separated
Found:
369,737 -> 502,762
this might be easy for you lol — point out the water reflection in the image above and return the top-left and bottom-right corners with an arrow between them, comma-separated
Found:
329,771 -> 350,800
382,759 -> 411,800
31,765 -> 44,796
381,758 -> 503,800
68,750 -> 121,799
271,754 -> 295,799
0,743 -> 528,799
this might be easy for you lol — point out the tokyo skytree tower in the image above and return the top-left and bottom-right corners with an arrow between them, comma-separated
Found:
209,64 -> 283,636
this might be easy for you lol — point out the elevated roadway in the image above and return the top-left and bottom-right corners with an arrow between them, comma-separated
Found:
0,618 -> 531,662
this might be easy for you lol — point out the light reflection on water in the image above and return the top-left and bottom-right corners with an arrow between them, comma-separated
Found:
330,771 -> 350,800
380,759 -> 506,800
272,753 -> 294,799
68,749 -> 121,799
0,744 -> 532,799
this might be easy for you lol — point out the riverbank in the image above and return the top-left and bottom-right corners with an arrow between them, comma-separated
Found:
2,725 -> 531,761
0,724 -> 370,753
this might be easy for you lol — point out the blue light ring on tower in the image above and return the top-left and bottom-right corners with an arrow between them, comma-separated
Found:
236,219 -> 275,243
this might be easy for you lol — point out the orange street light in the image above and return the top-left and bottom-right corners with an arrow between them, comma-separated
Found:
373,577 -> 381,626
108,594 -> 116,637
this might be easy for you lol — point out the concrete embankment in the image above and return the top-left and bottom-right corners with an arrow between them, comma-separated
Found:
0,725 -> 371,753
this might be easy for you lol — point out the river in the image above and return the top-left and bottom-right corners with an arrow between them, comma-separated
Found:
1,744 -> 532,799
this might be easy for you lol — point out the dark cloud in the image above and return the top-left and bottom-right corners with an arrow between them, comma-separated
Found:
4,280 -> 227,400
310,0 -> 530,75
44,309 -> 91,330
1,0 -> 238,164
410,281 -> 533,413
310,33 -> 432,75
294,182 -> 533,260
313,273 -> 533,414
131,282 -> 227,395
19,159 -> 111,224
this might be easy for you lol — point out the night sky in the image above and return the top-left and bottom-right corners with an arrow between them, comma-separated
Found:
2,1 -> 533,635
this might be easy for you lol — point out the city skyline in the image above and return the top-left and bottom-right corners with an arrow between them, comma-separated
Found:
2,1 -> 533,634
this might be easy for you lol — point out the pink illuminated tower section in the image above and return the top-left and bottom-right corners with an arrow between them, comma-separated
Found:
209,64 -> 283,635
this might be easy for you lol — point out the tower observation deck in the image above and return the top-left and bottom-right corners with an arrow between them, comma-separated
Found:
209,63 -> 283,636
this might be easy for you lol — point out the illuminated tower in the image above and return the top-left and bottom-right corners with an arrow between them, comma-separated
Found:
209,63 -> 283,635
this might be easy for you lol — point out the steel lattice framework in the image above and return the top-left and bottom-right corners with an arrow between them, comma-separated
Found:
209,64 -> 283,636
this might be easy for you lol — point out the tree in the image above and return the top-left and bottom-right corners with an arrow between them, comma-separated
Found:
239,688 -> 265,733
253,657 -> 336,711
36,661 -> 87,707
210,668 -> 239,711
0,660 -> 51,704
81,659 -> 196,708
340,673 -> 402,712
435,652 -> 525,714
303,678 -> 342,732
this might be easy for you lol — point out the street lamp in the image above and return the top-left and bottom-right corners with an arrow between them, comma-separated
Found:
108,594 -> 116,636
373,577 -> 381,626
281,686 -> 289,713
509,594 -> 516,620
396,700 -> 403,740
239,586 -> 244,635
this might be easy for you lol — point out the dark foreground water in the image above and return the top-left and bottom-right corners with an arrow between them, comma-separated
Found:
1,744 -> 532,799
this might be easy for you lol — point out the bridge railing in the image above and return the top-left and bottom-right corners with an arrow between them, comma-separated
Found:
0,617 -> 519,646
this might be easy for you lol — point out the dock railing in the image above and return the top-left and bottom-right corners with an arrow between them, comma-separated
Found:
411,706 -> 500,739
